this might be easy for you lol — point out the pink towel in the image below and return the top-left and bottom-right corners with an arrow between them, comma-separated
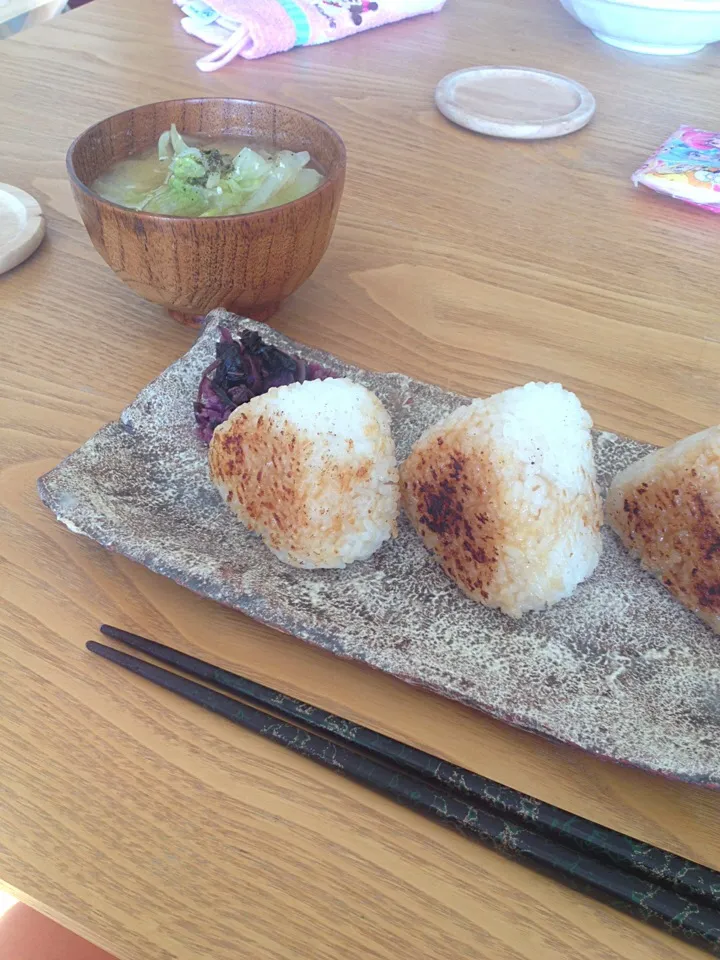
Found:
176,0 -> 446,71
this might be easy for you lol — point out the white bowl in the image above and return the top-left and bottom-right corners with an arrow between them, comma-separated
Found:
558,0 -> 720,54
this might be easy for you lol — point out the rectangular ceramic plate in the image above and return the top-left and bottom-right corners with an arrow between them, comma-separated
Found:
39,311 -> 720,787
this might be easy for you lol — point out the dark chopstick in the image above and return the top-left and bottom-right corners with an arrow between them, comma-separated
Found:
100,623 -> 720,912
88,639 -> 720,955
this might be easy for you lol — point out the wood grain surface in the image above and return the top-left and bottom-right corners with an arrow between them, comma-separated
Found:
434,67 -> 596,139
1,0 -> 719,958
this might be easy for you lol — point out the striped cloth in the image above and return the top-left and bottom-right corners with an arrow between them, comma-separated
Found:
175,0 -> 446,71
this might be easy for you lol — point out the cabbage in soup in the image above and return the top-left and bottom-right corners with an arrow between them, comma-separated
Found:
91,125 -> 324,217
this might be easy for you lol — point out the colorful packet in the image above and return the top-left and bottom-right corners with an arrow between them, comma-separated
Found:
632,126 -> 720,213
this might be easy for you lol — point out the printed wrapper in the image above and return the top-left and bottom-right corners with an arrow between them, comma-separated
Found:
632,126 -> 720,214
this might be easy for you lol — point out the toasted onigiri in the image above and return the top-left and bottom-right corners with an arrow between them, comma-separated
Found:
606,425 -> 720,634
400,382 -> 602,617
209,377 -> 399,569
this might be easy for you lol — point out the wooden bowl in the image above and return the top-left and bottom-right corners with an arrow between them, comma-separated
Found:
67,98 -> 346,322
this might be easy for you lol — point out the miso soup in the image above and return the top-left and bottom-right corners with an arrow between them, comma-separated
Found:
91,125 -> 324,217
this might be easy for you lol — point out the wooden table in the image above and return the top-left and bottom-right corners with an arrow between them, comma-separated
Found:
1,1 -> 719,958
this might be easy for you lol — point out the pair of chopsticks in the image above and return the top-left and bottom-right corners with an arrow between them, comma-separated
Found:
89,626 -> 720,955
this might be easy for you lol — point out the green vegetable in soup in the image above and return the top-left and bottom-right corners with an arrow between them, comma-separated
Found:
91,124 -> 324,217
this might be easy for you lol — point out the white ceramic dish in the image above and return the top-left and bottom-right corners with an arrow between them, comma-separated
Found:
559,0 -> 720,55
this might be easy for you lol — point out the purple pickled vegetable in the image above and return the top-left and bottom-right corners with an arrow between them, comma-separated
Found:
195,327 -> 337,444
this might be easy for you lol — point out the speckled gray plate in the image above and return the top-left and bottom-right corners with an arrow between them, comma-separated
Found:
38,311 -> 720,788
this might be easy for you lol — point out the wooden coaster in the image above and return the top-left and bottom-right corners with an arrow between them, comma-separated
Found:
0,183 -> 45,276
435,66 -> 596,140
